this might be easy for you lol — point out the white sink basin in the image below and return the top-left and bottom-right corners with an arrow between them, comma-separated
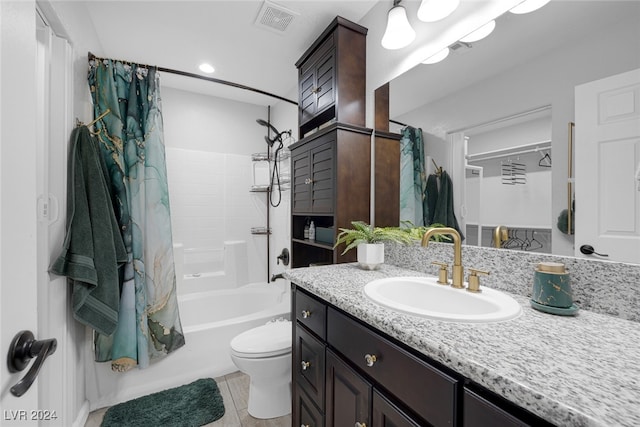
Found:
364,276 -> 522,323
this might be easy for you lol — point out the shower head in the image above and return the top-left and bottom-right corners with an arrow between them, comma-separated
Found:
256,118 -> 285,147
257,118 -> 281,134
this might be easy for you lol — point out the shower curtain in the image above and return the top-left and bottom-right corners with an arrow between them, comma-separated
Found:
88,59 -> 184,371
400,126 -> 428,226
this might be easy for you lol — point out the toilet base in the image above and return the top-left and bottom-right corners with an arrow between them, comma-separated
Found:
247,378 -> 291,419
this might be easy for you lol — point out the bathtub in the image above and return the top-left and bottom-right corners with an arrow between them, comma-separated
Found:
85,242 -> 290,410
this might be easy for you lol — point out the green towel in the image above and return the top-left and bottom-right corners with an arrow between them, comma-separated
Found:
432,171 -> 465,240
50,126 -> 127,336
425,174 -> 439,226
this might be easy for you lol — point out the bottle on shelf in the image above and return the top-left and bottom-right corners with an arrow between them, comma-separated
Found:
309,221 -> 316,241
304,218 -> 310,239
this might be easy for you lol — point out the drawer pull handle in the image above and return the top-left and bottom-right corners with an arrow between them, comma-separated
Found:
301,360 -> 311,371
355,423 -> 367,427
301,310 -> 311,319
301,424 -> 310,427
364,354 -> 377,367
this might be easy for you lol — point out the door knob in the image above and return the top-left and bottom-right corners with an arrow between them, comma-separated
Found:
7,330 -> 57,397
579,244 -> 609,257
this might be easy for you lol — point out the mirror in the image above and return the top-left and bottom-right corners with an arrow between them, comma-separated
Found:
383,0 -> 640,261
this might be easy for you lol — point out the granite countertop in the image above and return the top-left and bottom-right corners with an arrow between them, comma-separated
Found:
284,263 -> 640,427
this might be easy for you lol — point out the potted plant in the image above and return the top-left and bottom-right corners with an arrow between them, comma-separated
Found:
334,221 -> 414,270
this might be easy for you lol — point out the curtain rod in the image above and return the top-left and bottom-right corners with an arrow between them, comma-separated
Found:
390,119 -> 409,127
88,52 -> 298,106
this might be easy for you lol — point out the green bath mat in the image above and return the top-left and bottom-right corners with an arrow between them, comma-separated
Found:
101,378 -> 225,427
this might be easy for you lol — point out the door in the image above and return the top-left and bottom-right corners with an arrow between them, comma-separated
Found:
372,390 -> 422,427
325,350 -> 371,427
2,6 -> 73,426
575,68 -> 640,263
1,2 -> 41,424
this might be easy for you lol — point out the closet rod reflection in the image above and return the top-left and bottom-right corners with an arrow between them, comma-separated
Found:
88,52 -> 298,106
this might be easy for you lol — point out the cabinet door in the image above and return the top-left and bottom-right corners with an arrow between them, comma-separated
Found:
299,68 -> 317,125
326,350 -> 371,427
314,50 -> 335,114
463,388 -> 529,427
372,390 -> 422,427
309,139 -> 334,213
295,387 -> 324,427
295,325 -> 326,407
292,148 -> 311,213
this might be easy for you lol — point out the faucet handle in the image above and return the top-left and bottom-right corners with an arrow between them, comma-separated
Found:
431,261 -> 450,285
467,268 -> 490,293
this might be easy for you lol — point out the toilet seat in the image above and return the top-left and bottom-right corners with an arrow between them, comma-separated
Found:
231,321 -> 291,359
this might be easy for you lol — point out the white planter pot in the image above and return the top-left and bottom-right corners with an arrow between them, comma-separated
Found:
357,243 -> 384,270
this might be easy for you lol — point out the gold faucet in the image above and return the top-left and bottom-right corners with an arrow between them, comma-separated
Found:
421,227 -> 464,289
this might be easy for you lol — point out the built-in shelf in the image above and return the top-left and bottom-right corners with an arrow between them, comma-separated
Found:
291,238 -> 333,250
250,185 -> 270,192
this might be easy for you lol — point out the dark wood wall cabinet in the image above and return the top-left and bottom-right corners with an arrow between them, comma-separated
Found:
291,16 -> 371,268
290,123 -> 371,267
295,16 -> 367,138
292,284 -> 556,427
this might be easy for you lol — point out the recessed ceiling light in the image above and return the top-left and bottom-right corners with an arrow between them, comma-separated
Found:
199,63 -> 215,74
422,47 -> 450,64
509,0 -> 551,14
460,20 -> 496,43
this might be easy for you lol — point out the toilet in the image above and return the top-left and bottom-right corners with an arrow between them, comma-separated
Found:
230,320 -> 292,419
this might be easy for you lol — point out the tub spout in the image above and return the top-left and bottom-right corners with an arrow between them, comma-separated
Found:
271,273 -> 284,282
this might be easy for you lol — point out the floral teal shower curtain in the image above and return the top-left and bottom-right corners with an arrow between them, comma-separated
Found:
400,126 -> 428,226
88,59 -> 184,371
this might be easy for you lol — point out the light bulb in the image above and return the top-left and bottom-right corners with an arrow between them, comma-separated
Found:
381,5 -> 416,50
417,0 -> 460,23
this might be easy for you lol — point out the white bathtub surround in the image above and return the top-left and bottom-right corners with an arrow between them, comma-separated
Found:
175,241 -> 252,295
284,263 -> 640,427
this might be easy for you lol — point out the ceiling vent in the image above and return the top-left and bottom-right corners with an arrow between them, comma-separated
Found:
449,41 -> 473,54
255,0 -> 299,34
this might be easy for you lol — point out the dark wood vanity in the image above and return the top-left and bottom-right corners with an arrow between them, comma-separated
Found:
292,284 -> 556,427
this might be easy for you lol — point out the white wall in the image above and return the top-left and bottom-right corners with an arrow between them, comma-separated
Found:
162,87 -> 296,284
395,15 -> 640,256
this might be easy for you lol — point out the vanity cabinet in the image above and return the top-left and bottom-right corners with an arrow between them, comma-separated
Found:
295,16 -> 367,138
292,284 -> 557,427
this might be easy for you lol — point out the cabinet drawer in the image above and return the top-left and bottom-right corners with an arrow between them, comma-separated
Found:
295,387 -> 324,427
328,308 -> 459,427
295,325 -> 326,408
295,288 -> 327,339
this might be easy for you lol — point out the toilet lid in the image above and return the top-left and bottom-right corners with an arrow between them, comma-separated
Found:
230,321 -> 291,358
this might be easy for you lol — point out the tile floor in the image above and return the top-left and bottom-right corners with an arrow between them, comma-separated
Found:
84,371 -> 291,427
